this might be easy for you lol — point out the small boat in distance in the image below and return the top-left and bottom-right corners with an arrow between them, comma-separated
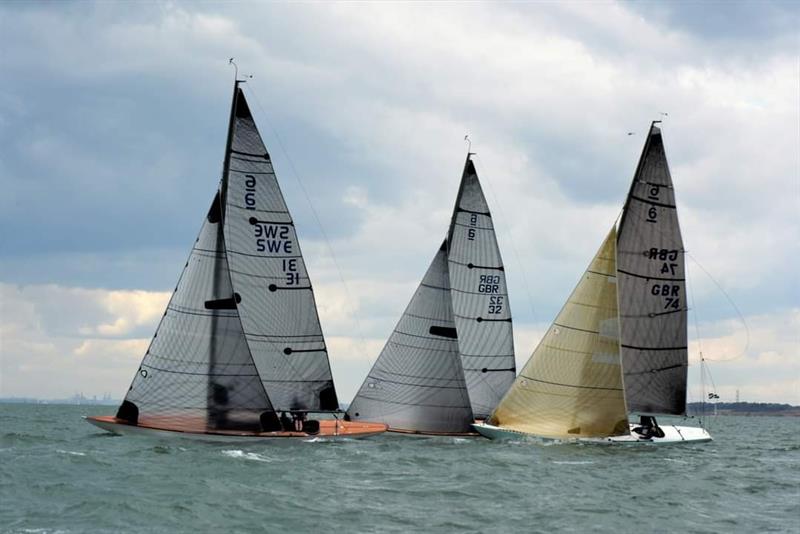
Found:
474,122 -> 711,444
345,154 -> 515,435
87,78 -> 387,440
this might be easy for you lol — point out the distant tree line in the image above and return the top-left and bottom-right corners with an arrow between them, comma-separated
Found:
688,402 -> 798,413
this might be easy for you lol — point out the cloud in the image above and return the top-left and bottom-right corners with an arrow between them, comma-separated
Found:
1,282 -> 796,405
0,2 -> 797,402
0,283 -> 168,398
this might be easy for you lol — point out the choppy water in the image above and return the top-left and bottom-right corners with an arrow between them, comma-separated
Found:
1,404 -> 798,533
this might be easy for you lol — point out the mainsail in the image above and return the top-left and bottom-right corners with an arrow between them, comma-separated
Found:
617,123 -> 687,415
222,87 -> 338,412
446,157 -> 515,418
488,228 -> 629,438
118,83 -> 338,431
345,242 -> 474,433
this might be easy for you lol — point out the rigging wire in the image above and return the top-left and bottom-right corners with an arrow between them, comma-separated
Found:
472,152 -> 539,326
242,82 -> 376,374
686,252 -> 750,362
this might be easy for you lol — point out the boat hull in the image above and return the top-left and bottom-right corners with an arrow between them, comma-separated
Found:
86,416 -> 387,441
387,427 -> 479,437
472,422 -> 712,445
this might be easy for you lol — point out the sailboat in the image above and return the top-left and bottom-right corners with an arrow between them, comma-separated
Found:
473,123 -> 711,444
86,79 -> 387,440
344,154 -> 515,435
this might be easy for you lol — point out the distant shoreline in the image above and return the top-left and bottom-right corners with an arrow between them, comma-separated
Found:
687,402 -> 800,417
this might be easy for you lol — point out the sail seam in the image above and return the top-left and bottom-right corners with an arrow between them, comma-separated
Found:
624,363 -> 686,375
617,268 -> 685,282
355,396 -> 468,409
166,306 -> 238,318
388,340 -> 459,353
553,322 -> 599,335
141,363 -> 261,377
629,195 -> 676,209
519,374 -> 624,391
369,369 -> 466,381
362,377 -> 467,390
395,330 -> 456,341
621,344 -> 687,351
456,207 -> 491,216
230,149 -> 269,158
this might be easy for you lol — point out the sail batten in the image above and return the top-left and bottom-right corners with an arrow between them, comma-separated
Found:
617,124 -> 688,416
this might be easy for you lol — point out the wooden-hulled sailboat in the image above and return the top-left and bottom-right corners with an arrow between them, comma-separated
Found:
474,123 -> 711,444
86,80 -> 387,440
345,154 -> 515,435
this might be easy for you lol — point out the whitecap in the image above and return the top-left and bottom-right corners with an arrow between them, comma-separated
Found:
56,449 -> 86,457
221,449 -> 272,463
552,460 -> 594,465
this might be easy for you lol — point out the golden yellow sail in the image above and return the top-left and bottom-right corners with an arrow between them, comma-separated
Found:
488,227 -> 629,438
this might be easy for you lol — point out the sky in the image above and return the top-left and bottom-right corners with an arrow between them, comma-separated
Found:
0,1 -> 798,405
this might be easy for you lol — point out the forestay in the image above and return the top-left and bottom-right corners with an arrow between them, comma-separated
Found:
446,157 -> 515,418
487,228 -> 629,438
223,88 -> 338,412
121,195 -> 275,431
346,242 -> 474,433
617,123 -> 687,415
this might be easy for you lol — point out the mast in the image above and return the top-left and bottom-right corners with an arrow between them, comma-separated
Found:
207,78 -> 243,427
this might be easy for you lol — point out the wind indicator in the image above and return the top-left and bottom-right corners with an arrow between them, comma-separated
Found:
464,134 -> 473,154
229,57 -> 253,82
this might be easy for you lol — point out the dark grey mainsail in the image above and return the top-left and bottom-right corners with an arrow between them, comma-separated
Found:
345,242 -> 474,433
446,157 -> 515,418
120,194 -> 276,431
222,88 -> 338,412
617,122 -> 687,415
117,82 -> 338,431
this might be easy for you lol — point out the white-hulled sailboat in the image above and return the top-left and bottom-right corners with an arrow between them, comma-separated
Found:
344,154 -> 515,435
86,79 -> 387,440
474,123 -> 711,444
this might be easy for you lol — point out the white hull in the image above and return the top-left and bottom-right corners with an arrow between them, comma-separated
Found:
472,422 -> 712,445
85,416 -> 386,442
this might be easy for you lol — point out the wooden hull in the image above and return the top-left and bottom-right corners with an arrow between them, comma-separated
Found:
86,415 -> 387,441
472,422 -> 712,445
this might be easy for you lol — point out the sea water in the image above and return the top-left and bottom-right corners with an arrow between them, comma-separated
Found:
1,404 -> 798,533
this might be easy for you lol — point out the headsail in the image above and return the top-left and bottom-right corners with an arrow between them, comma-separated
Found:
487,228 -> 629,438
346,242 -> 474,433
446,156 -> 515,418
222,87 -> 339,412
617,123 -> 688,415
120,194 -> 275,431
